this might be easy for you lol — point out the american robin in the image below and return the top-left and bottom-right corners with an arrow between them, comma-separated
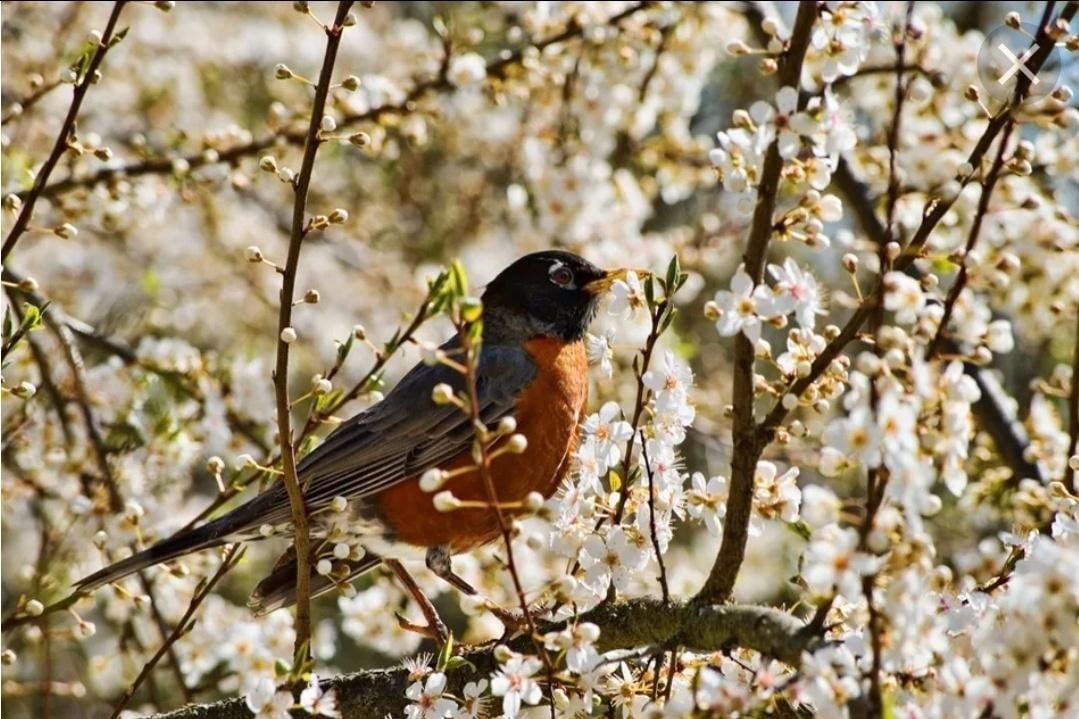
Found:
76,250 -> 636,640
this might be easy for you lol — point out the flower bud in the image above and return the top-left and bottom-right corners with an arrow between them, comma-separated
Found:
433,490 -> 460,512
54,223 -> 78,239
1004,11 -> 1021,29
314,377 -> 332,395
304,288 -> 320,304
12,381 -> 36,398
349,131 -> 371,148
26,600 -> 44,617
352,324 -> 366,340
320,115 -> 336,133
280,327 -> 297,343
207,456 -> 225,474
329,208 -> 349,224
258,155 -> 278,173
498,416 -> 517,435
342,75 -> 361,91
331,496 -> 348,512
333,543 -> 350,560
1,650 -> 15,665
274,64 -> 294,80
259,524 -> 275,537
432,383 -> 455,405
524,491 -> 544,512
842,253 -> 859,272
316,559 -> 332,575
459,296 -> 483,323
419,468 -> 447,492
506,433 -> 528,454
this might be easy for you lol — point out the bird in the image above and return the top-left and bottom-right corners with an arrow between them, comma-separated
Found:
74,250 -> 637,641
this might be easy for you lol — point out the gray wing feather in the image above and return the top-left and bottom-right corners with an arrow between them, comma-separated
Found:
251,340 -> 535,527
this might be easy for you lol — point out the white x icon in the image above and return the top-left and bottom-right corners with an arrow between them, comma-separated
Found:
997,43 -> 1039,85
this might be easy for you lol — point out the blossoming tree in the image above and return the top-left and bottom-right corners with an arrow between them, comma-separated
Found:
1,2 -> 1077,718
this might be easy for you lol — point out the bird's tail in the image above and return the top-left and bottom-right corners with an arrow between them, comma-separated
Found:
74,491 -> 278,593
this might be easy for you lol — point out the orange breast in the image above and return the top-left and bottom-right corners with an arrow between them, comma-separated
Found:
375,337 -> 588,552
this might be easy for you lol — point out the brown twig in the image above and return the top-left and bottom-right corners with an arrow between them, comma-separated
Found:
753,0 -> 1075,451
456,319 -> 554,697
271,0 -> 355,669
926,120 -> 1016,359
108,545 -> 244,719
2,76 -> 65,124
40,297 -> 124,511
639,441 -> 670,603
697,0 -> 817,605
22,2 -> 654,203
1,1 -> 128,262
136,573 -> 194,704
861,5 -> 915,712
1067,308 -> 1079,493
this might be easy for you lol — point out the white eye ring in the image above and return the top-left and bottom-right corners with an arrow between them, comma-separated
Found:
549,263 -> 574,287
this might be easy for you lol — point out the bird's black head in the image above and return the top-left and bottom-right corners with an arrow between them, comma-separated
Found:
481,250 -> 636,342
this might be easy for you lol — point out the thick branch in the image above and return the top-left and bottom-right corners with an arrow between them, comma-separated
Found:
148,600 -> 818,719
272,0 -> 355,665
697,0 -> 817,604
1,1 -> 127,262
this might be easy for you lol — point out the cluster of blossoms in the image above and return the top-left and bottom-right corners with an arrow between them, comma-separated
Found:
2,2 -> 1077,718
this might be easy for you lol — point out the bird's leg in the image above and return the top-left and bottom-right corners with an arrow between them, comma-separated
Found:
425,545 -> 477,595
385,559 -> 449,646
425,546 -> 527,636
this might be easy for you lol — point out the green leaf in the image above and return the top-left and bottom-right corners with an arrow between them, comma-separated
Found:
335,332 -> 354,365
435,631 -> 455,671
444,655 -> 476,673
108,26 -> 129,48
664,255 -> 680,294
448,260 -> 469,298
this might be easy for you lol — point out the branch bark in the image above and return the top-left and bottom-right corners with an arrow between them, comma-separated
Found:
1,1 -> 127,262
697,0 -> 818,604
148,600 -> 819,719
272,0 -> 355,667
20,2 -> 654,203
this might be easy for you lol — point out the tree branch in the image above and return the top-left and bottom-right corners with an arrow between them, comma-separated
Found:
1,1 -> 128,262
272,0 -> 355,668
20,2 -> 654,203
697,0 -> 817,604
148,600 -> 819,719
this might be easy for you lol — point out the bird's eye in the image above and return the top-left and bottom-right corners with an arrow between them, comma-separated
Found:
549,265 -> 574,287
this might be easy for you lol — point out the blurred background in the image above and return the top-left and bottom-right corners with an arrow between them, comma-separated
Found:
1,2 -> 1075,717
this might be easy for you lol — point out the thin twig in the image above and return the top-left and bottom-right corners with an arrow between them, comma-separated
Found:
41,298 -> 124,510
639,440 -> 670,603
22,2 -> 654,203
862,5 -> 915,711
1067,308 -> 1079,493
456,320 -> 555,703
697,0 -> 817,604
108,546 -> 244,719
927,120 -> 1016,359
271,0 -> 355,669
1,1 -> 128,262
753,0 -> 1076,446
136,573 -> 194,703
1,77 -> 64,124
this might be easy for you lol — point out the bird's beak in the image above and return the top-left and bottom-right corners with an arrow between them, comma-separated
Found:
583,268 -> 650,295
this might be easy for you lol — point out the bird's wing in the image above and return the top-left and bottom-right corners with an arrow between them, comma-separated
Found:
255,339 -> 536,526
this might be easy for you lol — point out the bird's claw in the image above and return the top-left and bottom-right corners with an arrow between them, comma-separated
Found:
395,610 -> 449,645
